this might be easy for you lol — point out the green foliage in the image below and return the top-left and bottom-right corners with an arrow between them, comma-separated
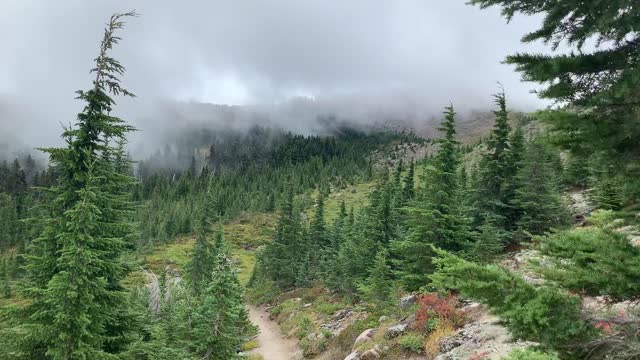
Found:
476,90 -> 518,230
357,249 -> 393,304
398,333 -> 424,354
536,228 -> 640,302
431,251 -> 596,355
470,0 -> 640,205
185,181 -> 223,296
403,159 -> 415,201
187,254 -> 249,360
591,175 -> 625,211
395,105 -> 471,290
503,348 -> 559,360
1,258 -> 10,299
260,185 -> 305,289
13,12 -> 139,359
513,141 -> 570,238
466,220 -> 505,264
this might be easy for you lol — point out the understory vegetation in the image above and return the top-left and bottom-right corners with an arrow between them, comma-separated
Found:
1,1 -> 640,359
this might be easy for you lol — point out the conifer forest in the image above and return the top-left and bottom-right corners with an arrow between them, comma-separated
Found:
1,1 -> 639,359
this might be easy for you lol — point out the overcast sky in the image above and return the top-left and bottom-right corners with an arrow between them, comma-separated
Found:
0,0 -> 546,155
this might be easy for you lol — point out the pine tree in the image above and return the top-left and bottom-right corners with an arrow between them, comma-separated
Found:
403,159 -> 415,201
188,253 -> 247,360
20,12 -> 138,359
467,220 -> 505,264
1,258 -> 11,298
185,209 -> 220,296
470,0 -> 640,203
395,105 -> 471,290
310,191 -> 328,250
357,249 -> 393,304
262,184 -> 304,289
513,141 -> 570,239
476,90 -> 515,229
333,216 -> 378,295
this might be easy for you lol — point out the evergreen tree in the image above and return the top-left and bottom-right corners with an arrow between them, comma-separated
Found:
189,255 -> 248,360
466,220 -> 504,264
357,249 -> 393,304
1,258 -> 11,298
476,90 -> 516,229
513,141 -> 570,238
0,193 -> 17,249
333,215 -> 378,295
471,0 -> 640,204
403,159 -> 415,201
185,210 -> 220,296
310,191 -> 328,250
262,184 -> 304,289
19,12 -> 138,359
395,105 -> 471,290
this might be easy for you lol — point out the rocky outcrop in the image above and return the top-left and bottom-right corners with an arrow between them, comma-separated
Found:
434,314 -> 535,360
353,328 -> 376,348
344,350 -> 360,360
400,294 -> 418,308
567,189 -> 595,225
384,323 -> 408,339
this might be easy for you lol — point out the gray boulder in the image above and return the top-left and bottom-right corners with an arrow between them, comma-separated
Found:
384,323 -> 408,339
399,294 -> 417,308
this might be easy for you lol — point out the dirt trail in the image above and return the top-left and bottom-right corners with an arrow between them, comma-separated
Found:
247,305 -> 302,360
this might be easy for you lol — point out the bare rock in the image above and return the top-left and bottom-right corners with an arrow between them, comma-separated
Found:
385,323 -> 408,339
344,351 -> 361,360
353,328 -> 376,348
303,303 -> 312,308
360,348 -> 381,360
334,308 -> 352,321
378,316 -> 388,323
400,294 -> 418,308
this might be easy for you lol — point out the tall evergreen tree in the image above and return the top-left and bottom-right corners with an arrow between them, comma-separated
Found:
1,258 -> 10,299
357,249 -> 393,304
513,141 -> 570,238
470,0 -> 640,204
477,90 -> 516,229
19,12 -> 138,359
262,184 -> 304,289
189,254 -> 248,360
395,105 -> 471,290
403,159 -> 415,201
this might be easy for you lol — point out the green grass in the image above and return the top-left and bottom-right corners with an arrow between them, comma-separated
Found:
241,339 -> 259,352
124,212 -> 277,288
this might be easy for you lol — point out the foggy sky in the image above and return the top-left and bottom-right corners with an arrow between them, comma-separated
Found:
0,0 -> 546,157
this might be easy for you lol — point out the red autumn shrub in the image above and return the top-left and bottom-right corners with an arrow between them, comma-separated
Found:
415,293 -> 466,332
469,351 -> 490,360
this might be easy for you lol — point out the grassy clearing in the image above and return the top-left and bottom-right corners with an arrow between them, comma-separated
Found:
123,212 -> 278,288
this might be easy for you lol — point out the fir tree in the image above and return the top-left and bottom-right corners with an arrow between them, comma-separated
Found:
189,255 -> 248,359
513,141 -> 570,238
396,105 -> 471,290
476,89 -> 515,229
262,184 -> 304,289
403,159 -> 415,201
471,0 -> 640,203
20,12 -> 138,359
467,220 -> 505,264
1,258 -> 10,298
357,249 -> 393,304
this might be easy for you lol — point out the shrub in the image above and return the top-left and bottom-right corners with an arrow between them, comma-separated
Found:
399,333 -> 424,354
423,323 -> 454,360
536,228 -> 640,302
503,348 -> 559,360
430,251 -> 597,355
415,293 -> 465,332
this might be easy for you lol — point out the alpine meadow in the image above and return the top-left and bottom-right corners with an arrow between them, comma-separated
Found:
1,1 -> 640,360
